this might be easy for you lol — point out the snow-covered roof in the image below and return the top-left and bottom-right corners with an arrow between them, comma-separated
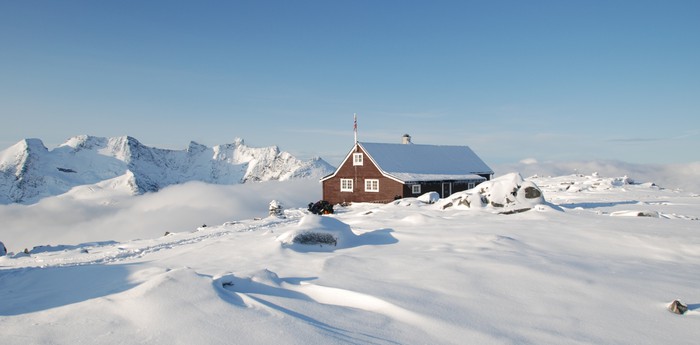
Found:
386,172 -> 486,182
360,142 -> 493,182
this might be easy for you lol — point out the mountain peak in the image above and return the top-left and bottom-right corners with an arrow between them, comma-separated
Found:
60,135 -> 108,151
0,135 -> 335,204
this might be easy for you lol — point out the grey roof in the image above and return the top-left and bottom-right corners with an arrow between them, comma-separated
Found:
360,142 -> 493,182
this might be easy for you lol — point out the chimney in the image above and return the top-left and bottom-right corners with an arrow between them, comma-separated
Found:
401,134 -> 412,144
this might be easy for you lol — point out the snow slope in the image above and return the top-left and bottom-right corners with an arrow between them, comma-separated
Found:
1,173 -> 699,344
0,135 -> 334,204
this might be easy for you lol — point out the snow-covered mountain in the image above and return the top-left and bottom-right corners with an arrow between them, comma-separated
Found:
0,135 -> 334,204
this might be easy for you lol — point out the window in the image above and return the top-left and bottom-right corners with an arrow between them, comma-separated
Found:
468,182 -> 475,189
340,179 -> 353,192
365,179 -> 379,192
353,153 -> 363,166
412,184 -> 421,194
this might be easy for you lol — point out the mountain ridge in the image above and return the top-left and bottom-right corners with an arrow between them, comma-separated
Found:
0,135 -> 334,204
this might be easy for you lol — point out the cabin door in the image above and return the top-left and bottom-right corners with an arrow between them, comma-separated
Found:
441,183 -> 452,198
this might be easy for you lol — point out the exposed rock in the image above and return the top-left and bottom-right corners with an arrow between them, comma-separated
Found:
667,300 -> 688,315
523,186 -> 542,199
439,173 -> 544,214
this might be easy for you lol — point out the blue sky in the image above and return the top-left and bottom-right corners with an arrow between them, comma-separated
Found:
1,0 -> 698,166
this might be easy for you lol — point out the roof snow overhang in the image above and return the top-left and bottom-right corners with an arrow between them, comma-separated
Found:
385,172 -> 487,183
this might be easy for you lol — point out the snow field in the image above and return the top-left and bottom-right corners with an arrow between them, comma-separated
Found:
1,174 -> 700,344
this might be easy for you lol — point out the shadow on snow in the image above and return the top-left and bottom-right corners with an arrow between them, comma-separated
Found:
0,263 -> 138,316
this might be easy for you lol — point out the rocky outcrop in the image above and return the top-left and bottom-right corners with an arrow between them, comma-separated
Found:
440,173 -> 545,214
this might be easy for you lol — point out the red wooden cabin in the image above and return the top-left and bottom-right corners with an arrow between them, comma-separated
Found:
321,135 -> 493,205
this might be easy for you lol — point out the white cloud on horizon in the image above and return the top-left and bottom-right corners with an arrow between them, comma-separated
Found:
2,159 -> 698,252
494,160 -> 700,193
0,180 -> 321,252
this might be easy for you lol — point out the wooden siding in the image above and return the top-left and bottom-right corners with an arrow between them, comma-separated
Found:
322,146 -> 403,204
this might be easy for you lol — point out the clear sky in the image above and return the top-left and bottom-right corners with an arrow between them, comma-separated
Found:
1,0 -> 698,166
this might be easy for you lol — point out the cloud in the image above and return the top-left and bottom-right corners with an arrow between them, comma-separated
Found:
3,160 -> 699,252
519,158 -> 538,165
606,137 -> 664,143
494,160 -> 700,193
607,130 -> 699,143
0,180 -> 321,252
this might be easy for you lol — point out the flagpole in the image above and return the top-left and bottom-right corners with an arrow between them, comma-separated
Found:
353,113 -> 358,145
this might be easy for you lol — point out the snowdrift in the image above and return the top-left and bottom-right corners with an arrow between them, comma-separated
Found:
277,214 -> 397,251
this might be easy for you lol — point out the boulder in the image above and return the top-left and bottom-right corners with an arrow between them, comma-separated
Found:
439,173 -> 544,214
667,300 -> 688,315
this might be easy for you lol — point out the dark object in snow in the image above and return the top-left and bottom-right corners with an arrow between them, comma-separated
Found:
667,300 -> 688,315
23,248 -> 30,254
0,241 -> 6,256
292,232 -> 338,246
57,167 -> 77,173
499,208 -> 532,215
164,231 -> 171,236
308,200 -> 334,215
269,200 -> 284,217
201,224 -> 207,228
523,186 -> 542,199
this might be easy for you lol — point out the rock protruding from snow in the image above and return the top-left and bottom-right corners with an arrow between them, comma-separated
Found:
0,135 -> 335,204
0,241 -> 6,256
667,300 -> 688,315
440,173 -> 545,213
269,200 -> 284,217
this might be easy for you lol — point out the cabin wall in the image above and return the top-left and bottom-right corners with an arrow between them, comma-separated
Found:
402,180 -> 484,199
322,146 -> 404,204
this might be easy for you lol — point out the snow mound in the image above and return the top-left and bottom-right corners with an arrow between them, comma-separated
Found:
277,215 -> 356,250
610,210 -> 660,218
439,172 -> 545,213
417,191 -> 440,204
276,214 -> 397,251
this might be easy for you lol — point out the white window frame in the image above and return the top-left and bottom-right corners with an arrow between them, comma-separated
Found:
353,153 -> 363,166
412,184 -> 421,194
340,178 -> 353,192
365,179 -> 379,192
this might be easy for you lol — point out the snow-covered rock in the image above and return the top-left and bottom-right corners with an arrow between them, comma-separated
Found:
0,135 -> 334,204
440,173 -> 545,213
0,240 -> 6,256
277,214 -> 357,250
417,191 -> 440,204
